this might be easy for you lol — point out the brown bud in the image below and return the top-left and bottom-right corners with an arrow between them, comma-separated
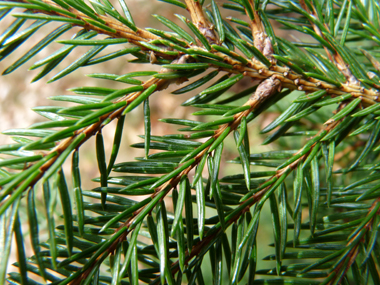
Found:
250,76 -> 282,101
263,37 -> 274,59
254,32 -> 265,53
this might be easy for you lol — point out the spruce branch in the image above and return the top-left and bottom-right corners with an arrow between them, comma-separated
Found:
304,198 -> 380,285
2,0 -> 378,218
0,74 -> 168,215
19,0 -> 161,45
157,110 -> 356,283
67,75 -> 283,284
184,0 -> 218,44
1,0 -> 380,283
298,0 -> 359,85
239,0 -> 276,63
2,0 -> 379,101
67,72 -> 364,284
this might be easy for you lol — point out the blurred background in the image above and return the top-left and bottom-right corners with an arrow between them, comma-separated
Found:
0,1 -> 300,283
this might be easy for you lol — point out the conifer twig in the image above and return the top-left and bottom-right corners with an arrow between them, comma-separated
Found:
239,0 -> 276,63
299,0 -> 359,85
70,75 -> 283,284
1,1 -> 380,283
157,114 -> 353,280
8,0 -> 380,102
320,198 -> 380,284
185,0 -> 218,44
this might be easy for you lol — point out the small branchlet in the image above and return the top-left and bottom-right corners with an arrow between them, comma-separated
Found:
185,0 -> 218,44
299,0 -> 359,85
1,0 -> 380,284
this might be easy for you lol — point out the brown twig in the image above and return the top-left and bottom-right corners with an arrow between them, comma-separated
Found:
4,0 -> 379,221
71,73 -> 360,284
324,198 -> 380,285
15,0 -> 380,103
241,0 -> 276,63
150,114 -> 347,283
299,0 -> 359,85
184,0 -> 218,44
70,75 -> 283,284
2,2 -> 380,283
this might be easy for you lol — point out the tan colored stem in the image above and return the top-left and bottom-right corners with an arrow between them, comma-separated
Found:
17,0 -> 380,102
184,0 -> 218,44
71,76 -> 283,283
2,2 -> 380,283
161,116 -> 356,280
299,0 -> 359,85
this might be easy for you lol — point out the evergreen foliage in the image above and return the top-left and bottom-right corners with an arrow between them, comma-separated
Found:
0,0 -> 380,283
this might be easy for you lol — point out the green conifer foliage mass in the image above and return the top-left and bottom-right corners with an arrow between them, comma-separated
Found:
0,0 -> 380,284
